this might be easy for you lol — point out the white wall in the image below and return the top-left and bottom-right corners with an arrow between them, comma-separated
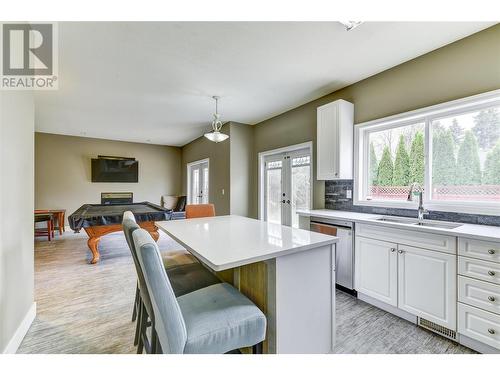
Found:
0,91 -> 35,353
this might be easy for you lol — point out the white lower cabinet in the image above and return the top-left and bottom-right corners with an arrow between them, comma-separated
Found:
458,236 -> 500,352
355,236 -> 397,306
355,229 -> 457,330
458,303 -> 500,350
398,245 -> 456,329
459,276 -> 500,315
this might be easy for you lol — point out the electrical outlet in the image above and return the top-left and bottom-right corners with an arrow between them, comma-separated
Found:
346,189 -> 352,199
221,189 -> 225,195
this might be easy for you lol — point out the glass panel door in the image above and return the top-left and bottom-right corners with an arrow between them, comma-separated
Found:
191,167 -> 200,204
188,160 -> 209,204
263,148 -> 311,227
290,153 -> 311,228
202,164 -> 209,204
265,158 -> 283,225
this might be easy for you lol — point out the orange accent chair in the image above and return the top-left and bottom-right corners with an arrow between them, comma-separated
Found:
185,204 -> 216,219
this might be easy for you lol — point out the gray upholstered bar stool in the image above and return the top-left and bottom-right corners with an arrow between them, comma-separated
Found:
125,211 -> 220,321
133,228 -> 267,354
122,213 -> 221,353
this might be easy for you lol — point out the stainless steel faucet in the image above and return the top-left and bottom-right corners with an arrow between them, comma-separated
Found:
407,182 -> 428,222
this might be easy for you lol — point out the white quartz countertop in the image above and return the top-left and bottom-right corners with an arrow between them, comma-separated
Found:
156,215 -> 338,271
297,209 -> 500,242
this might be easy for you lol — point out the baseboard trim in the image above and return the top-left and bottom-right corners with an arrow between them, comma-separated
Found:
458,334 -> 500,354
3,302 -> 36,354
357,292 -> 418,324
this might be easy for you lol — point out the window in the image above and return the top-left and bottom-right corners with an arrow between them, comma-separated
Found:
366,122 -> 425,201
355,90 -> 500,215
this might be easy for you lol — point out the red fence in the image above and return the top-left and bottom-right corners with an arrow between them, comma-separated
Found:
369,185 -> 500,202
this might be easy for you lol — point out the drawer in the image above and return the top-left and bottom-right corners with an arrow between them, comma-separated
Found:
459,276 -> 500,315
458,303 -> 500,350
356,223 -> 456,254
459,256 -> 500,285
459,238 -> 500,263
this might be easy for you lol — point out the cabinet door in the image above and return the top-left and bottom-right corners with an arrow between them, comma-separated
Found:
398,245 -> 456,329
355,236 -> 398,306
317,103 -> 339,180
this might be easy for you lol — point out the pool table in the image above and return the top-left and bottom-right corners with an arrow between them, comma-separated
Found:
69,202 -> 171,264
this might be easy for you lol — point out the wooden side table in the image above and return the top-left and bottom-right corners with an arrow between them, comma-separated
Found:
35,209 -> 66,235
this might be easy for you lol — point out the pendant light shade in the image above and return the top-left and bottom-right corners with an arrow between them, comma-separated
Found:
204,96 -> 229,143
204,131 -> 229,143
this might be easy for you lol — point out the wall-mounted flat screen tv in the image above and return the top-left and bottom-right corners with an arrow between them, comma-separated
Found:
91,156 -> 139,183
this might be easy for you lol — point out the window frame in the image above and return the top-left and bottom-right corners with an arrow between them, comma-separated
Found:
354,89 -> 500,216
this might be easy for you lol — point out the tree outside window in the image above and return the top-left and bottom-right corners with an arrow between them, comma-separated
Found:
364,105 -> 500,203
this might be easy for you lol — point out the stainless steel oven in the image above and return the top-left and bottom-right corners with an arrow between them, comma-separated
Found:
310,217 -> 354,293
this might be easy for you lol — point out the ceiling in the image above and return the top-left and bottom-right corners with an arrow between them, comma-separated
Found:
34,22 -> 495,147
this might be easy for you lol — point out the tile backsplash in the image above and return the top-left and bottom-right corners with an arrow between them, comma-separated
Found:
325,180 -> 500,226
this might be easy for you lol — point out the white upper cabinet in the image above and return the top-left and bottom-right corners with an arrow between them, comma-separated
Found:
316,99 -> 354,180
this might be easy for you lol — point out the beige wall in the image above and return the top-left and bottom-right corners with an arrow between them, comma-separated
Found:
0,91 -> 35,352
251,24 -> 500,217
229,122 -> 254,217
35,133 -> 182,224
180,122 -> 254,217
181,127 -> 231,215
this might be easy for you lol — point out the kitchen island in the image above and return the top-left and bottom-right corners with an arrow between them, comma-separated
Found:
156,215 -> 338,354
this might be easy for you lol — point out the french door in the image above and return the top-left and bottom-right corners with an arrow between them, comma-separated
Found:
264,148 -> 311,227
187,159 -> 209,204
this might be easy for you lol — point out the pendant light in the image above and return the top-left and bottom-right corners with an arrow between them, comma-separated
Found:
204,96 -> 229,143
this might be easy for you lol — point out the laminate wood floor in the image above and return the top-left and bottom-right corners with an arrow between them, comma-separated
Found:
19,230 -> 186,354
19,230 -> 475,354
334,290 -> 475,354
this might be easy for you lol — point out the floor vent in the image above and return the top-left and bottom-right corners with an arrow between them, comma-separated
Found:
418,318 -> 456,340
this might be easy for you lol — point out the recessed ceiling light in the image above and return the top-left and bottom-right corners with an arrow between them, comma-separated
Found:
339,21 -> 363,31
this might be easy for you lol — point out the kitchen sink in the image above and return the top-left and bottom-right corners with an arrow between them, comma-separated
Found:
375,216 -> 418,225
412,221 -> 463,229
375,216 -> 463,229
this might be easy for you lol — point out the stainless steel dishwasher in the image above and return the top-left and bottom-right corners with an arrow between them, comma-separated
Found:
310,217 -> 355,294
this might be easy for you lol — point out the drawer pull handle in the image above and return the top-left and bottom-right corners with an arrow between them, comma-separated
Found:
488,329 -> 496,335
488,249 -> 496,255
398,249 -> 404,254
390,248 -> 396,252
488,271 -> 496,276
488,296 -> 496,302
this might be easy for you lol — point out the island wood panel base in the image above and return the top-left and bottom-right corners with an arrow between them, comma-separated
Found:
83,221 -> 159,264
232,262 -> 269,353
231,244 -> 335,354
